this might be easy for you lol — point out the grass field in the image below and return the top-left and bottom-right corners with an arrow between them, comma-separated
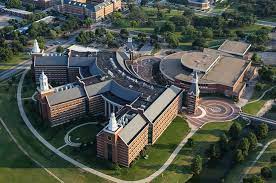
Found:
152,120 -> 243,183
225,132 -> 276,183
242,100 -> 267,115
0,53 -> 30,73
242,83 -> 276,115
0,75 -> 109,183
246,141 -> 276,183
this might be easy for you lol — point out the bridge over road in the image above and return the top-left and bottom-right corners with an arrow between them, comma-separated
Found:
240,112 -> 276,128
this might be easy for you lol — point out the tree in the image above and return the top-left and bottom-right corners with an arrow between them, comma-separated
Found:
238,137 -> 250,157
0,48 -> 13,62
271,155 -> 276,163
207,144 -> 220,160
243,175 -> 265,183
165,32 -> 179,48
11,40 -> 24,53
49,30 -> 57,39
247,132 -> 258,151
187,138 -> 194,147
192,38 -> 207,49
160,21 -> 175,33
140,0 -> 149,6
228,122 -> 242,140
251,53 -> 261,63
106,31 -> 115,43
219,133 -> 229,152
191,155 -> 202,176
260,167 -> 272,179
83,18 -> 93,28
56,46 -> 64,53
5,0 -> 21,9
234,149 -> 244,163
256,123 -> 268,139
202,27 -> 213,39
120,29 -> 129,39
258,66 -> 274,82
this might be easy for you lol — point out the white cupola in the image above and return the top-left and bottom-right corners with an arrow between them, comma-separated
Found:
108,112 -> 118,132
32,39 -> 41,53
39,71 -> 49,92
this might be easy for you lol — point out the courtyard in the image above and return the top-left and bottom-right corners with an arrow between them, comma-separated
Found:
186,97 -> 240,128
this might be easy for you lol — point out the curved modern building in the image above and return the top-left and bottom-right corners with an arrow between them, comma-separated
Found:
160,46 -> 253,100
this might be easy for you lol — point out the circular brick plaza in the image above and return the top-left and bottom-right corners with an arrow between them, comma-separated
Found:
186,98 -> 240,128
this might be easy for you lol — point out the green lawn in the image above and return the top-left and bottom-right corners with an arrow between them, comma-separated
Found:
242,100 -> 266,115
246,141 -> 276,183
153,121 -> 241,183
225,132 -> 276,183
242,83 -> 276,115
55,116 -> 191,181
0,75 -> 109,183
0,121 -> 57,183
0,53 -> 30,72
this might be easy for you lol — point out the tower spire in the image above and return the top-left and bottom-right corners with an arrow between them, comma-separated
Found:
39,71 -> 49,92
108,112 -> 118,132
32,39 -> 41,53
189,71 -> 200,97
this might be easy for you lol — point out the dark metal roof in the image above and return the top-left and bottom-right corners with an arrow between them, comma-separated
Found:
119,114 -> 148,144
47,86 -> 86,105
35,56 -> 68,66
144,85 -> 182,123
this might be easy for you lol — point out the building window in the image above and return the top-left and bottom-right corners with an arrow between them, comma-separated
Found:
107,136 -> 112,141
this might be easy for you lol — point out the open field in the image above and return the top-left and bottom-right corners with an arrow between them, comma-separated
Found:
0,53 -> 30,73
152,120 -> 246,183
246,141 -> 276,183
225,132 -> 276,183
0,75 -> 109,183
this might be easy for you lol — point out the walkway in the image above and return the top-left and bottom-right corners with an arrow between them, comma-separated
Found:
247,86 -> 276,105
240,139 -> 276,182
17,68 -> 197,183
240,113 -> 276,126
186,98 -> 240,128
0,117 -> 64,183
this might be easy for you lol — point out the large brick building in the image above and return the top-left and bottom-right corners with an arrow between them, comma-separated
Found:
160,40 -> 255,101
33,41 -> 184,166
58,0 -> 121,21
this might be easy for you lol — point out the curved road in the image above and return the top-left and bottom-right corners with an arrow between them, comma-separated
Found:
17,68 -> 197,183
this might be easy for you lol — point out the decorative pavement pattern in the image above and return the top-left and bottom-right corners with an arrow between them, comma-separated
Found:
186,98 -> 240,128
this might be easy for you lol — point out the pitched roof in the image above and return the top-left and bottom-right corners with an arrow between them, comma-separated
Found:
35,56 -> 68,66
47,86 -> 86,105
119,114 -> 148,144
144,85 -> 182,123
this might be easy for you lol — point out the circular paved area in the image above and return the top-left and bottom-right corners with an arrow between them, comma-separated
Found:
186,98 -> 240,128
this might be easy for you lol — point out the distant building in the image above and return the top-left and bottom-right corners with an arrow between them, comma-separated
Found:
22,0 -> 55,9
58,0 -> 122,21
188,0 -> 210,10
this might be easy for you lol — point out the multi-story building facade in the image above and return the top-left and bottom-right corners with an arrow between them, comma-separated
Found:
33,39 -> 184,167
59,0 -> 122,21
